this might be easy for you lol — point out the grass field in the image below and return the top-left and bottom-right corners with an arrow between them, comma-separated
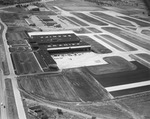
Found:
95,35 -> 125,51
90,12 -> 135,27
85,56 -> 136,75
136,53 -> 150,63
73,28 -> 91,34
102,27 -> 150,51
141,30 -> 150,36
60,16 -> 80,26
5,78 -> 19,119
0,25 -> 10,75
101,34 -> 137,51
7,26 -> 34,32
79,35 -> 112,54
87,27 -> 102,33
6,32 -> 28,41
84,57 -> 150,87
9,47 -> 32,52
66,16 -> 89,26
110,85 -> 150,97
72,12 -> 108,26
0,13 -> 20,23
119,16 -> 150,27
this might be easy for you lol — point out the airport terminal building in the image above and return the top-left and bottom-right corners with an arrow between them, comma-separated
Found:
27,31 -> 91,71
27,31 -> 91,54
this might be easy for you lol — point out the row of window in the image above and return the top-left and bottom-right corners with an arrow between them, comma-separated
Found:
47,43 -> 82,48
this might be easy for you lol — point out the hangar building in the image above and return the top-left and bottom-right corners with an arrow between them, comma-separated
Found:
27,31 -> 91,54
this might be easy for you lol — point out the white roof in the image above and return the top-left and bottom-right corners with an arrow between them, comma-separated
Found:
28,31 -> 75,37
27,5 -> 39,10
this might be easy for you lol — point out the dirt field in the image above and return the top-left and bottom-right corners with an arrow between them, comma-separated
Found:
63,68 -> 110,102
18,74 -> 80,102
18,70 -> 111,102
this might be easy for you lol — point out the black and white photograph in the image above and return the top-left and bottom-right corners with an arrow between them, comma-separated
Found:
0,0 -> 150,119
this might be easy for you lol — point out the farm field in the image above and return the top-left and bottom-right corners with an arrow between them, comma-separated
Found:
102,27 -> 150,51
18,74 -> 80,102
100,34 -> 137,51
5,78 -> 19,119
90,12 -> 135,27
63,68 -> 110,101
11,52 -> 42,75
79,35 -> 112,54
71,12 -> 108,26
17,72 -> 110,102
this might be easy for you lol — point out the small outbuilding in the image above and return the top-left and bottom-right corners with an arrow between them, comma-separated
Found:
27,5 -> 40,11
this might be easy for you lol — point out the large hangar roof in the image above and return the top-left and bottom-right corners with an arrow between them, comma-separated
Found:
29,33 -> 80,44
28,31 -> 75,37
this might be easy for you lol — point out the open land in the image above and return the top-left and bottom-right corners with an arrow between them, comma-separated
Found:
5,78 -> 19,119
0,0 -> 150,119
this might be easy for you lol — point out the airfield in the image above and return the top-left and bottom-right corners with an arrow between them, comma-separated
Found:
0,0 -> 150,119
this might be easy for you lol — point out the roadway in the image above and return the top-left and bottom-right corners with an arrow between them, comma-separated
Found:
0,19 -> 27,119
0,22 -> 7,119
